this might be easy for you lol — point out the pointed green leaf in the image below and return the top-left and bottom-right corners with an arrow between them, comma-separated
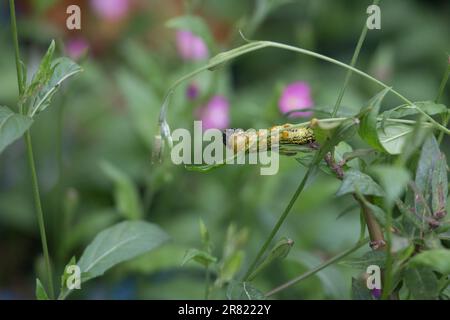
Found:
371,165 -> 411,207
383,101 -> 447,119
0,106 -> 33,154
100,161 -> 143,220
78,221 -> 170,282
377,124 -> 413,155
359,88 -> 390,151
35,278 -> 49,300
30,57 -> 82,116
336,169 -> 384,197
181,248 -> 217,267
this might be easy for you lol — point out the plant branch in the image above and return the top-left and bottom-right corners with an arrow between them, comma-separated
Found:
9,0 -> 55,299
242,166 -> 313,281
332,0 -> 380,117
265,237 -> 369,297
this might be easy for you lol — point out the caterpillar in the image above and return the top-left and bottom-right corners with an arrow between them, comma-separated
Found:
223,123 -> 315,155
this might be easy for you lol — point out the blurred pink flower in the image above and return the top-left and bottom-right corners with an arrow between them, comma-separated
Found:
278,81 -> 313,117
91,0 -> 130,20
371,288 -> 382,299
197,96 -> 230,130
176,30 -> 208,61
186,82 -> 200,100
65,37 -> 89,60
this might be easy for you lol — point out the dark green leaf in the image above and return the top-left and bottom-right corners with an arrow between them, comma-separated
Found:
227,281 -> 266,300
341,251 -> 386,270
359,88 -> 390,152
351,277 -> 373,300
409,249 -> 450,275
404,266 -> 439,300
336,169 -> 384,197
0,106 -> 33,153
431,152 -> 448,216
383,101 -> 447,119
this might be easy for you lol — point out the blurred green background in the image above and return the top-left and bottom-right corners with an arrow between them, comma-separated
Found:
0,0 -> 448,299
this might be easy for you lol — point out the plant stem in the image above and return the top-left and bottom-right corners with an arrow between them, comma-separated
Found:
381,207 -> 393,300
9,0 -> 24,97
159,40 -> 450,136
243,167 -> 313,281
9,0 -> 55,299
332,0 -> 380,117
204,266 -> 211,300
25,132 -> 55,299
265,238 -> 369,297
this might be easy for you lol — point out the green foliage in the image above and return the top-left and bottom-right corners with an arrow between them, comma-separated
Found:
77,221 -> 169,282
35,278 -> 49,300
336,169 -> 384,197
100,161 -> 144,220
0,106 -> 33,153
182,248 -> 218,267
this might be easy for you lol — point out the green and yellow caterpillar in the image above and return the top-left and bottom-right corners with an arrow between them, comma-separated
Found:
223,123 -> 315,155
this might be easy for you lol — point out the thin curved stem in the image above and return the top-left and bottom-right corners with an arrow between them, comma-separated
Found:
332,0 -> 380,117
159,40 -> 449,135
266,238 -> 369,297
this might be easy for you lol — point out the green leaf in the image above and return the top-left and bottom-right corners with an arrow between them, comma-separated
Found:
432,152 -> 448,216
100,161 -> 143,220
371,165 -> 411,207
248,237 -> 294,280
78,220 -> 170,282
336,169 -> 384,197
60,256 -> 77,290
404,266 -> 439,300
30,57 -> 82,116
341,251 -> 386,270
0,106 -> 33,154
227,281 -> 266,300
409,249 -> 450,275
181,248 -> 217,267
24,41 -> 56,102
377,124 -> 413,155
166,15 -> 214,51
351,277 -> 373,300
199,219 -> 210,248
358,88 -> 390,152
218,250 -> 245,285
415,135 -> 442,217
383,101 -> 447,119
35,278 -> 49,300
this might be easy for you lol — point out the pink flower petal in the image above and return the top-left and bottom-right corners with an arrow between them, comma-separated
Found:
279,81 -> 314,117
197,95 -> 230,130
91,0 -> 130,20
65,37 -> 89,60
176,30 -> 208,61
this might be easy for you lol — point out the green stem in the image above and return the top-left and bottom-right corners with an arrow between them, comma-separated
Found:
9,0 -> 55,299
159,41 -> 450,135
381,206 -> 393,300
265,238 -> 369,297
332,0 -> 380,117
243,167 -> 313,281
9,0 -> 24,97
25,132 -> 55,299
204,266 -> 211,300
